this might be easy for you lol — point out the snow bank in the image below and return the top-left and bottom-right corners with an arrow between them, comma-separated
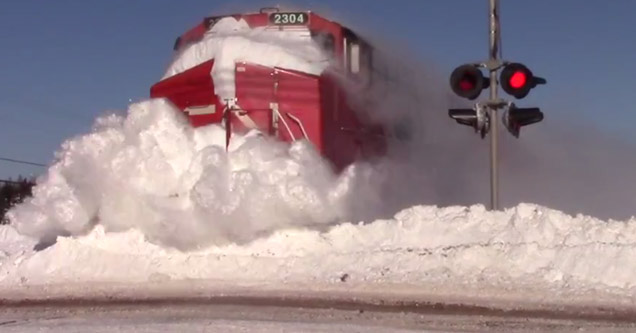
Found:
163,17 -> 330,101
3,203 -> 636,299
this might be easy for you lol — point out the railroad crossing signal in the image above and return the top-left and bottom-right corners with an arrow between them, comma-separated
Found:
449,62 -> 546,137
446,0 -> 547,211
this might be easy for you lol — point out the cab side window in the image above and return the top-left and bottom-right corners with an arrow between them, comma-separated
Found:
343,29 -> 372,84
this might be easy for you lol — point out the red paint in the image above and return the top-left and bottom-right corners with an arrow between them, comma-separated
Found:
150,60 -> 224,127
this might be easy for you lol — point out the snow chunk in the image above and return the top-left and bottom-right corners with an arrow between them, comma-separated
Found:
0,225 -> 36,258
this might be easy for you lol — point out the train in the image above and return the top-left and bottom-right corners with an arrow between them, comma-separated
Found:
150,8 -> 390,170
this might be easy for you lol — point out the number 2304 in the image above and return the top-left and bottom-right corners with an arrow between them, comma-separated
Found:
271,13 -> 307,25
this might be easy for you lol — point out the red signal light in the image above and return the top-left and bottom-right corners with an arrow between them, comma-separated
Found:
509,71 -> 527,89
459,76 -> 476,91
500,63 -> 544,99
450,65 -> 486,100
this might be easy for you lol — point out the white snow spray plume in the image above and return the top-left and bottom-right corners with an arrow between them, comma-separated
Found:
7,5 -> 636,251
7,100 -> 355,250
7,14 -> 349,250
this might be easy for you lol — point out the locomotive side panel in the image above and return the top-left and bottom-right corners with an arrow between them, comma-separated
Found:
150,60 -> 223,127
273,68 -> 323,152
233,63 -> 276,135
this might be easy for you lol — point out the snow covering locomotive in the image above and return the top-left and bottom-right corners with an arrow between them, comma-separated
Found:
150,8 -> 387,170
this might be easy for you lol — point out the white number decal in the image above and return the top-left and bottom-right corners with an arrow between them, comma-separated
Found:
272,13 -> 306,25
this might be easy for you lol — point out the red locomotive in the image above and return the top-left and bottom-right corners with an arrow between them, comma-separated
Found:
150,8 -> 387,170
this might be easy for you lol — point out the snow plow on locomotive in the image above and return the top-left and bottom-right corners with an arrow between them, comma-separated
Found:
150,8 -> 388,170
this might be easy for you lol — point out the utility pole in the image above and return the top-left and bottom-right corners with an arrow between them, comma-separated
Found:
448,0 -> 546,211
488,0 -> 500,210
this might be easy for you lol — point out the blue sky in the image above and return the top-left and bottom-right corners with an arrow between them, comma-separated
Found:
1,0 -> 635,179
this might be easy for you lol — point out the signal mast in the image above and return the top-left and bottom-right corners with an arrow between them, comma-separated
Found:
448,0 -> 545,211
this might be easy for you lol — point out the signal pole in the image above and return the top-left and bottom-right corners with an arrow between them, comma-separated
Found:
488,0 -> 500,210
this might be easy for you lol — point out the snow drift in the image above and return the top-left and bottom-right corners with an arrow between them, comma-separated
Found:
3,202 -> 636,302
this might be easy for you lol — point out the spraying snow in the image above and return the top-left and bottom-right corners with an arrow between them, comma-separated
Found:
4,14 -> 385,250
6,99 -> 360,249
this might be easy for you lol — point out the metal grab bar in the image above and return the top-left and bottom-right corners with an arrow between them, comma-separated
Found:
222,105 -> 231,150
223,102 -> 308,145
272,108 -> 296,141
285,112 -> 309,140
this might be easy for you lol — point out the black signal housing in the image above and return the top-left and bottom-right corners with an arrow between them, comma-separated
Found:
450,65 -> 488,100
502,105 -> 544,138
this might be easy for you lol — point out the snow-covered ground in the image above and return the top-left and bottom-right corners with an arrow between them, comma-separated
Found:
2,201 -> 636,306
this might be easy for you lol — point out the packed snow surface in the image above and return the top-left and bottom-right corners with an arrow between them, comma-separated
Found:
2,99 -> 636,305
163,16 -> 330,101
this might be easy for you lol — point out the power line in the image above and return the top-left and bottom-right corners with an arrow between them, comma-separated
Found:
0,179 -> 33,185
0,157 -> 47,167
